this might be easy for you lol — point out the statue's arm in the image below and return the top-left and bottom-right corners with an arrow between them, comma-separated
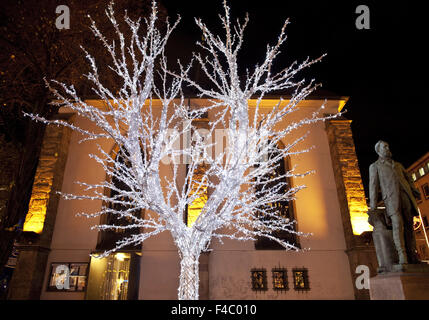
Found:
369,163 -> 379,210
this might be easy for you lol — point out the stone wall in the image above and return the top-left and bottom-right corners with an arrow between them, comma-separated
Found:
325,118 -> 377,300
326,119 -> 371,236
8,114 -> 73,299
23,120 -> 70,238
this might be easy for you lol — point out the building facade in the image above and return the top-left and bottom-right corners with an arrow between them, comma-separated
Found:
408,152 -> 429,261
7,95 -> 378,300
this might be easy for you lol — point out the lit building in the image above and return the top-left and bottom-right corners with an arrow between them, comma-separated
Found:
407,152 -> 429,261
7,93 -> 378,300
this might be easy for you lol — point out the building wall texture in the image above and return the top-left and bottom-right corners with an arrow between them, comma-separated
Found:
8,114 -> 73,299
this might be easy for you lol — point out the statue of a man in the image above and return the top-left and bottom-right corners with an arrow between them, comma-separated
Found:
369,140 -> 421,265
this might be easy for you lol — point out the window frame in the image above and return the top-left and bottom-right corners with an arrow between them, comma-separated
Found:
254,153 -> 300,250
271,268 -> 289,292
47,262 -> 89,292
292,267 -> 310,291
250,268 -> 268,292
97,148 -> 143,251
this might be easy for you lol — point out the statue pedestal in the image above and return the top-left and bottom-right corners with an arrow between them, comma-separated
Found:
369,263 -> 429,300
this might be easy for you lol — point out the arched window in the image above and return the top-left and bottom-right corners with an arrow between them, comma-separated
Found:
96,149 -> 142,251
185,163 -> 209,227
184,113 -> 210,227
254,144 -> 299,250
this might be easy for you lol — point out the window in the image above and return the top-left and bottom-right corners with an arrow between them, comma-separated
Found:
47,263 -> 88,292
272,268 -> 288,291
108,152 -> 142,232
186,163 -> 208,227
419,167 -> 426,177
97,149 -> 142,250
254,144 -> 298,250
250,269 -> 268,291
100,253 -> 131,300
85,252 -> 140,300
412,173 -> 417,182
184,117 -> 210,227
292,268 -> 310,291
422,183 -> 429,199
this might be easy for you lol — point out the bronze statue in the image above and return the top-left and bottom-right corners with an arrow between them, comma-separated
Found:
368,140 -> 421,269
367,208 -> 398,272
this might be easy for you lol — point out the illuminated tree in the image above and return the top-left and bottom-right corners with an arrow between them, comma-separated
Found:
28,1 -> 338,300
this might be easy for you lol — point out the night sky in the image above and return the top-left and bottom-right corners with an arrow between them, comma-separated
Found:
160,0 -> 428,196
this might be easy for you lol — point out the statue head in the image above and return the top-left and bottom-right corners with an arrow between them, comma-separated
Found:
375,140 -> 392,159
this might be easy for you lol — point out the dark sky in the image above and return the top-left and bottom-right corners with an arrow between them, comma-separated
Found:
161,0 -> 428,196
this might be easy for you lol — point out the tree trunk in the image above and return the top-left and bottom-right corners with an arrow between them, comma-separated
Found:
178,252 -> 200,300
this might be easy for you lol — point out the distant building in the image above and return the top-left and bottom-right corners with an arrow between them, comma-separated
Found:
6,94 -> 378,300
407,152 -> 429,261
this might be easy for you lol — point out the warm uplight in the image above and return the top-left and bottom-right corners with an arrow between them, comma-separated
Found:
22,139 -> 57,234
349,204 -> 372,235
23,200 -> 48,234
414,216 -> 422,231
350,216 -> 373,235
338,99 -> 348,112
115,253 -> 126,261
187,193 -> 207,227
187,164 -> 208,227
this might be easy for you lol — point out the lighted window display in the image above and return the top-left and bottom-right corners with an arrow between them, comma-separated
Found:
292,268 -> 310,291
100,252 -> 131,300
272,268 -> 288,291
47,263 -> 88,292
250,269 -> 268,291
